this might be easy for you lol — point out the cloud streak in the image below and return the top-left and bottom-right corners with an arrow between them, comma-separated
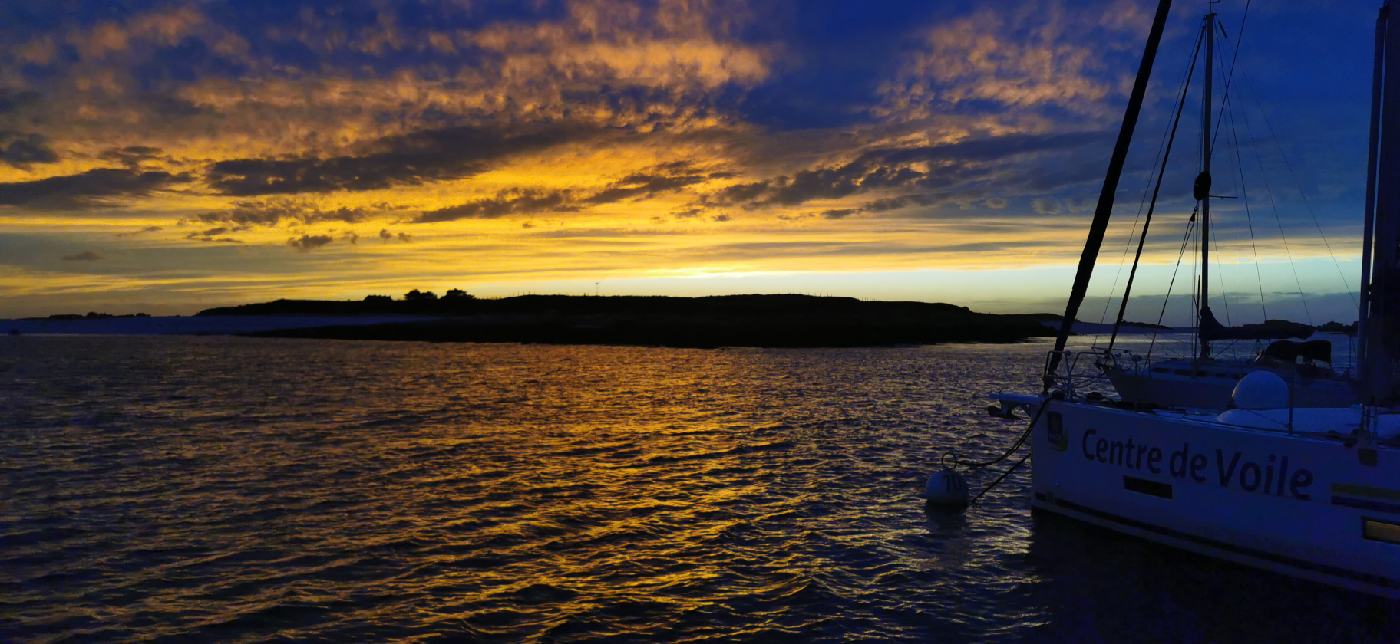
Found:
705,130 -> 1108,213
0,168 -> 190,209
206,125 -> 599,196
415,161 -> 726,222
0,131 -> 59,168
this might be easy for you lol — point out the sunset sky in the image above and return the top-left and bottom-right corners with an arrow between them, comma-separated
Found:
0,0 -> 1379,323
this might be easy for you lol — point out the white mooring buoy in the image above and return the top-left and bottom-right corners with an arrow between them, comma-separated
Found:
922,468 -> 970,508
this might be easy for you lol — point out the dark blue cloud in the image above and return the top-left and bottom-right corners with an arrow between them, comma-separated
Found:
0,168 -> 190,209
134,37 -> 248,88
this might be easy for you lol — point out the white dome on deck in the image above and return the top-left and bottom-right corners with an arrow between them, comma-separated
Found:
1231,370 -> 1289,410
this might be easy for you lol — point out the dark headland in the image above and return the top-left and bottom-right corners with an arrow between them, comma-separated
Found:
198,293 -> 1066,348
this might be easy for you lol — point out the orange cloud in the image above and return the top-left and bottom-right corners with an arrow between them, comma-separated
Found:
875,0 -> 1148,122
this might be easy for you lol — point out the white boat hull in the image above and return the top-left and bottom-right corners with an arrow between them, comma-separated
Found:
1022,398 -> 1400,597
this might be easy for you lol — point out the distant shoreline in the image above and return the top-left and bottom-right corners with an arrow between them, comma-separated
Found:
2,294 -> 1195,348
223,294 -> 1059,348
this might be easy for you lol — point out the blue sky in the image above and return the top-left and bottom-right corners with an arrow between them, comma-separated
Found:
0,0 -> 1383,323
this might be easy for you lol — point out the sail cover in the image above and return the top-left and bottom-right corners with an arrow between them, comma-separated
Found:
1260,339 -> 1333,365
1199,306 -> 1314,341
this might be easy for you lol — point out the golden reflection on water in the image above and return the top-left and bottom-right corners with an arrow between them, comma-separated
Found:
4,335 -> 1396,640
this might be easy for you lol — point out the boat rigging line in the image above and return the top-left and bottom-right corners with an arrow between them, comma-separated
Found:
1208,0 -> 1252,153
1147,207 -> 1199,360
1236,94 -> 1315,324
1107,25 -> 1203,351
1251,90 -> 1358,304
1211,222 -> 1233,326
941,0 -> 1174,509
1044,0 -> 1173,391
1191,204 -> 1200,352
1111,0 -> 1252,355
1097,25 -> 1207,329
1225,104 -> 1271,320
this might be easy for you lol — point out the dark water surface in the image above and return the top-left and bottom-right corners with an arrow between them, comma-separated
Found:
3,336 -> 1397,641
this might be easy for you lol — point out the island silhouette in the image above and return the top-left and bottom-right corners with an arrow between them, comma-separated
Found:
9,292 -> 1344,348
198,292 -> 1065,348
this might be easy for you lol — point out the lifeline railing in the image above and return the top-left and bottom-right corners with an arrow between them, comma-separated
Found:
1041,350 -> 1115,401
1091,347 -> 1152,377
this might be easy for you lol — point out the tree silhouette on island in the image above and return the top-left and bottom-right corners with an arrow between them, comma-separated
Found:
369,288 -> 475,304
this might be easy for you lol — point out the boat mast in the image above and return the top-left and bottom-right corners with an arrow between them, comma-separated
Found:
1358,2 -> 1386,382
1043,0 -> 1173,392
1362,0 -> 1400,403
1197,11 -> 1216,361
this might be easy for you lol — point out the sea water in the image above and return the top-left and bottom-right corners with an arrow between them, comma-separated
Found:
2,334 -> 1394,640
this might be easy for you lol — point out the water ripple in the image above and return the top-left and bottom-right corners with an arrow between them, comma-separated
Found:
2,336 -> 1397,641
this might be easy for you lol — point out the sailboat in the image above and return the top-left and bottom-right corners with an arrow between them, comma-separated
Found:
991,0 -> 1400,597
1089,8 -> 1356,410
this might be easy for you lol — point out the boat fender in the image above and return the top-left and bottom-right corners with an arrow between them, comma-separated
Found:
922,468 -> 970,508
1231,370 -> 1289,410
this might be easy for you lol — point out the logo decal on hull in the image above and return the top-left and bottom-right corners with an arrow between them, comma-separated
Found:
1079,428 -> 1315,501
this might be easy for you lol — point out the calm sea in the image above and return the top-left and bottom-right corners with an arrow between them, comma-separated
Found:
2,335 -> 1395,640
